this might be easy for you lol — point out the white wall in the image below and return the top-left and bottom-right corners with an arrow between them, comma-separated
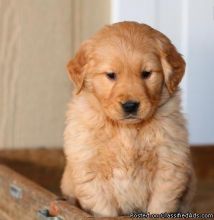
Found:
111,0 -> 214,145
187,0 -> 214,144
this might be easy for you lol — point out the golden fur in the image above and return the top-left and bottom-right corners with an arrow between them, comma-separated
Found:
61,21 -> 195,217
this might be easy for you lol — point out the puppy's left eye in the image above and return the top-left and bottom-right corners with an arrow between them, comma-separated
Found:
106,72 -> 116,80
141,71 -> 152,79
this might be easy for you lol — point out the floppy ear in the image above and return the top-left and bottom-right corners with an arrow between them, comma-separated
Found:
67,42 -> 90,94
159,40 -> 186,95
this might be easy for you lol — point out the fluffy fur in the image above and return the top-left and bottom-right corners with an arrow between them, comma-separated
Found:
61,21 -> 195,217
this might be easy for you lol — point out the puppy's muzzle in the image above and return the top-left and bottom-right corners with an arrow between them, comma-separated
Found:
121,101 -> 140,114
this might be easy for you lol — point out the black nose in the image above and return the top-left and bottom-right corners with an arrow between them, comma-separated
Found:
121,101 -> 140,114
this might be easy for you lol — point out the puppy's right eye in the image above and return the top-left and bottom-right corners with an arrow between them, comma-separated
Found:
106,72 -> 116,80
141,71 -> 152,79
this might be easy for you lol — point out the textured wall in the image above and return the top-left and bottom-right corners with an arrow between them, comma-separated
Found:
0,0 -> 110,148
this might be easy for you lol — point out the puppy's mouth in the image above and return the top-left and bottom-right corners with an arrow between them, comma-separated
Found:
120,114 -> 142,123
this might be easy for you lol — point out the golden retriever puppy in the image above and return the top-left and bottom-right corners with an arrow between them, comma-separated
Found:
61,21 -> 195,217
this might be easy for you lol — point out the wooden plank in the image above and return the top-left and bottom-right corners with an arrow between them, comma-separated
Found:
0,165 -> 91,220
0,165 -> 56,220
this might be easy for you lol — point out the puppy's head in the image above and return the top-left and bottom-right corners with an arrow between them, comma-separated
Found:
67,22 -> 185,124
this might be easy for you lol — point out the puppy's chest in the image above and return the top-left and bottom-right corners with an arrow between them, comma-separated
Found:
94,132 -> 158,211
92,129 -> 158,180
86,127 -> 159,210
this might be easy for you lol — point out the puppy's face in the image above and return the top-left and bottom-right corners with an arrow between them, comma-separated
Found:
68,22 -> 185,124
85,44 -> 164,123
